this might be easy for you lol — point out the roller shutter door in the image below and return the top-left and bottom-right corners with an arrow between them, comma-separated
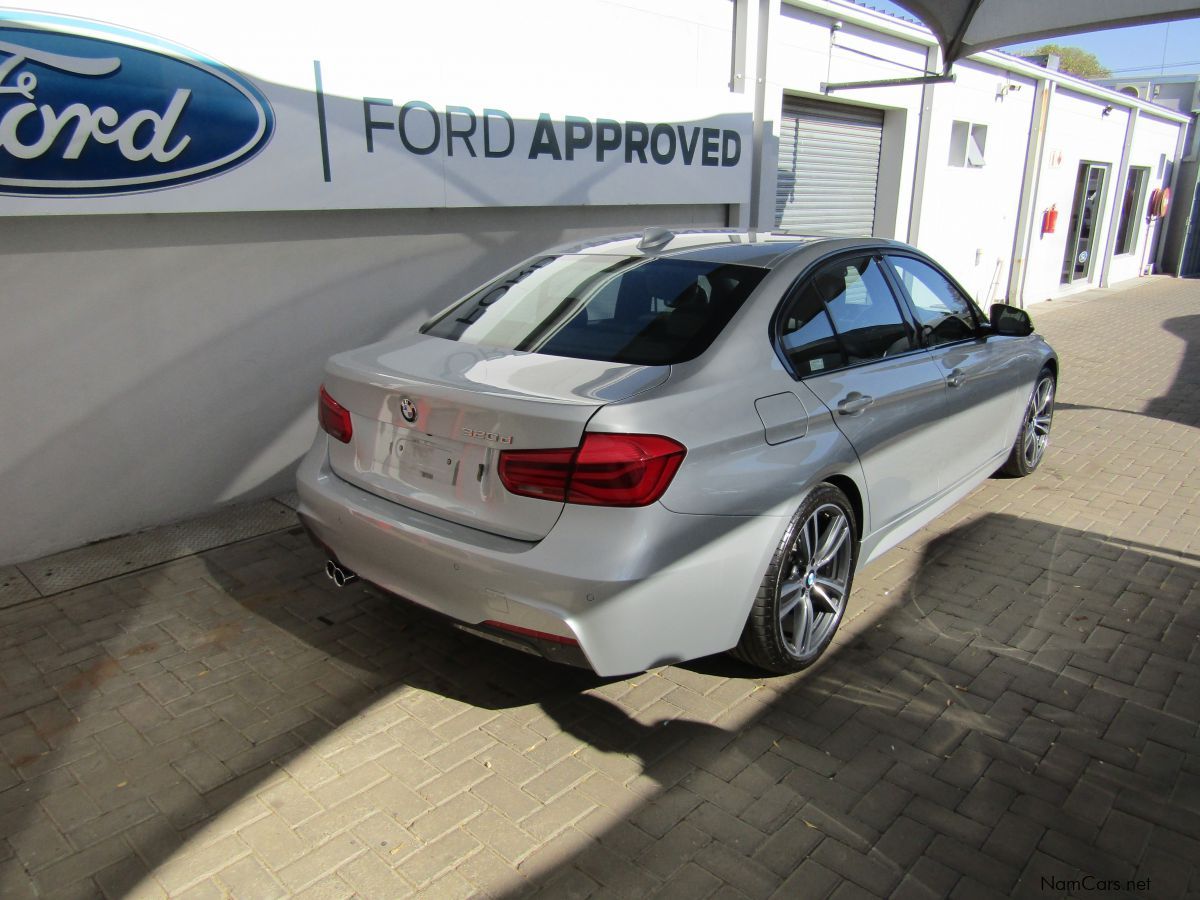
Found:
775,97 -> 883,236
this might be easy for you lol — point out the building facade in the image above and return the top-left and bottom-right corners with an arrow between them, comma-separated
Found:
1096,72 -> 1200,277
0,0 -> 1189,563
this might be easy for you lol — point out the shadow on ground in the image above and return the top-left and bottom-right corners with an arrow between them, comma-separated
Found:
513,513 -> 1200,897
4,507 -> 1196,897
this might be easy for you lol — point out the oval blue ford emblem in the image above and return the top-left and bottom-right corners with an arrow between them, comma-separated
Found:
0,13 -> 273,196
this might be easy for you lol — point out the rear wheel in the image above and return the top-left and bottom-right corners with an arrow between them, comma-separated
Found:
734,484 -> 857,674
1000,367 -> 1055,477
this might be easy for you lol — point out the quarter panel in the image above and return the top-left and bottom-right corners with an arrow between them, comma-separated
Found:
587,368 -> 863,518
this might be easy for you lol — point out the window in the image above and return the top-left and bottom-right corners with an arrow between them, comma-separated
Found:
1115,167 -> 1149,255
949,121 -> 987,168
421,255 -> 767,366
779,282 -> 844,375
887,256 -> 980,347
779,256 -> 915,374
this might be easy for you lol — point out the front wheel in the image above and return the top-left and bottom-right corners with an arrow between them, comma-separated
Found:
734,484 -> 857,674
1000,367 -> 1055,477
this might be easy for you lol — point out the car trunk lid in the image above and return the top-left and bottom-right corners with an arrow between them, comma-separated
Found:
321,334 -> 669,540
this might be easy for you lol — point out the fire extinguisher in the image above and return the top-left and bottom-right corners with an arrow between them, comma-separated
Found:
1041,204 -> 1058,235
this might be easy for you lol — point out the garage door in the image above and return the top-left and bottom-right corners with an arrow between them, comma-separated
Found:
775,97 -> 883,236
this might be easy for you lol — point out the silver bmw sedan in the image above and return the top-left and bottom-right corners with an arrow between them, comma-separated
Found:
296,230 -> 1057,676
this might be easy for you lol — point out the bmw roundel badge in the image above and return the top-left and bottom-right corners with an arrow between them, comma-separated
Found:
400,398 -> 417,423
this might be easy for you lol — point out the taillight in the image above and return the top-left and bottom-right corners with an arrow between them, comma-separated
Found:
318,385 -> 353,443
497,447 -> 575,502
569,433 -> 686,506
498,433 -> 685,507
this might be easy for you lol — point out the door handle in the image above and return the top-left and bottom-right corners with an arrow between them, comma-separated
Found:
946,368 -> 965,388
837,392 -> 875,415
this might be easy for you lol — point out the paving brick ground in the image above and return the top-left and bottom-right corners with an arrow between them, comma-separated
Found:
1,276 -> 1198,899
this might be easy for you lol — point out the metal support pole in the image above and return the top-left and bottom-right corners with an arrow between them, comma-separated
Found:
1007,76 -> 1055,307
1099,108 -> 1137,288
906,45 -> 942,245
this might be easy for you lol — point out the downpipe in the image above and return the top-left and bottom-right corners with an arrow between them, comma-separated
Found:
324,560 -> 359,587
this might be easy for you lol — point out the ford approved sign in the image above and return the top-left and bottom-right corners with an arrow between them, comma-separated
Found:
0,12 -> 273,196
0,4 -> 751,215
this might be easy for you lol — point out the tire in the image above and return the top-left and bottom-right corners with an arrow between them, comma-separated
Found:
734,483 -> 858,674
999,366 -> 1055,477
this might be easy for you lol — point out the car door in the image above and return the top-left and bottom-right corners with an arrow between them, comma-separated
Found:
883,254 -> 1024,488
777,253 -> 949,534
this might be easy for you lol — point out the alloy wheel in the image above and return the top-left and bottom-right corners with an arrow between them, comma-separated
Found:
777,503 -> 852,660
1021,375 -> 1055,469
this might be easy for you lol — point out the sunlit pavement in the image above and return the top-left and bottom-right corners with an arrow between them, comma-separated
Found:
1,276 -> 1197,898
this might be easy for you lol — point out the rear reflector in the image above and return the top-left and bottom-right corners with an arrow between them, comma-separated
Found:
318,385 -> 353,443
498,433 -> 686,507
483,620 -> 579,646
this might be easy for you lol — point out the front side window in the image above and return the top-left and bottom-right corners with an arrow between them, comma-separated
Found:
887,256 -> 979,347
422,255 -> 767,366
777,255 -> 915,375
814,256 -> 916,364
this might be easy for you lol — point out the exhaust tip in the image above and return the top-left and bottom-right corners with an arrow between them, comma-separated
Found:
325,560 -> 358,587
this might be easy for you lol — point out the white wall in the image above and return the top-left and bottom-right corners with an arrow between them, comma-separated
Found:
911,60 -> 1037,304
1024,90 -> 1136,303
1107,114 -> 1179,285
0,204 -> 726,563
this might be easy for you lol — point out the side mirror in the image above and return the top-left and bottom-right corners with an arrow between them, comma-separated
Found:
990,303 -> 1034,337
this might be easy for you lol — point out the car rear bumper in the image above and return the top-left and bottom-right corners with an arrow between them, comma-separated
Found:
296,438 -> 787,676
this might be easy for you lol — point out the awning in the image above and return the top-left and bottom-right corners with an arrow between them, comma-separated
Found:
888,0 -> 1200,66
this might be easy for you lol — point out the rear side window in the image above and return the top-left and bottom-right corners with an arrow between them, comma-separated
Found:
779,256 -> 915,376
779,282 -> 844,375
887,256 -> 980,346
422,255 -> 767,365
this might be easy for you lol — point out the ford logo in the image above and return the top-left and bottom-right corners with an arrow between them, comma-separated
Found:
0,12 -> 273,196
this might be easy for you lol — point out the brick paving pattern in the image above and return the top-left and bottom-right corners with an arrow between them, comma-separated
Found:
1,276 -> 1197,898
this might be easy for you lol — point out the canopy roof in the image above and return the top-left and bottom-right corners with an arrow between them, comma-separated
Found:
888,0 -> 1200,65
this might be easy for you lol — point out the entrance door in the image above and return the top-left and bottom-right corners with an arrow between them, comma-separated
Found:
1183,180 -> 1200,277
1061,162 -> 1110,284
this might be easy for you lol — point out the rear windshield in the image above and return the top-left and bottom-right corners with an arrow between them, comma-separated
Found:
421,254 -> 768,365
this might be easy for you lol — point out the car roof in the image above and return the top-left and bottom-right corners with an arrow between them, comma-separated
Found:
542,229 -> 910,269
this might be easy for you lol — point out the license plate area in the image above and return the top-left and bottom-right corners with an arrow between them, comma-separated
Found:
392,435 -> 460,486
